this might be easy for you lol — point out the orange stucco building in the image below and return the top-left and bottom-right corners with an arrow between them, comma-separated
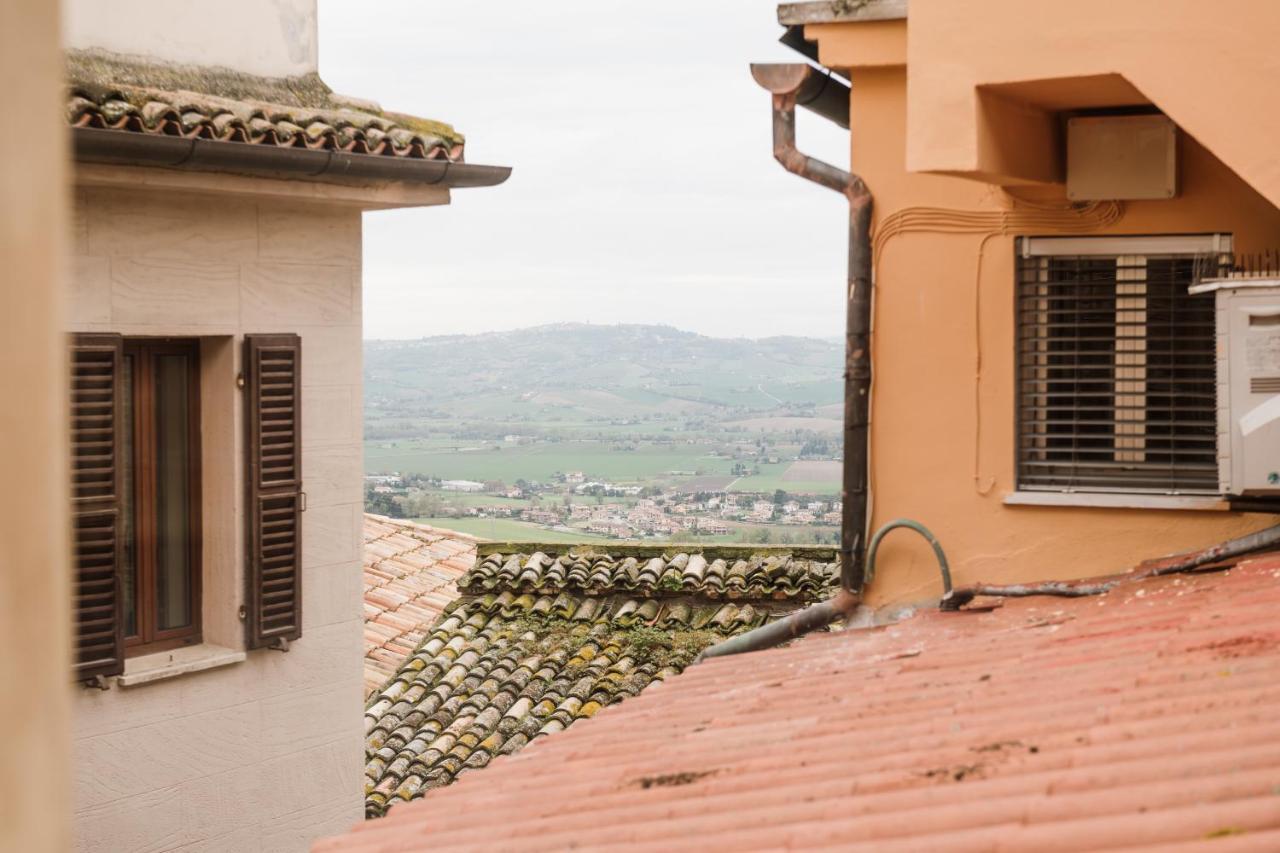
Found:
775,0 -> 1280,605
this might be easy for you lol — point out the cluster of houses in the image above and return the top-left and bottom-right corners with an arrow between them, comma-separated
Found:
366,473 -> 840,540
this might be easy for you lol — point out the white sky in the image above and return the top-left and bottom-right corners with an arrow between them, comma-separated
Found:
317,1 -> 849,340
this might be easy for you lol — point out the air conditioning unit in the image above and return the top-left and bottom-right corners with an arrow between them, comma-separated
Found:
1192,278 -> 1280,495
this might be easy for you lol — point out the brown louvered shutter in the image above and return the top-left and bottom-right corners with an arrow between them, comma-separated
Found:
244,334 -> 303,649
70,333 -> 126,682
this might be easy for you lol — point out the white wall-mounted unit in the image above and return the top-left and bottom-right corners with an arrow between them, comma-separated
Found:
1193,278 -> 1280,495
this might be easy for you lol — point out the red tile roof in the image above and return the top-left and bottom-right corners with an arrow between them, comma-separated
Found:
321,551 -> 1280,852
363,515 -> 476,698
68,50 -> 466,163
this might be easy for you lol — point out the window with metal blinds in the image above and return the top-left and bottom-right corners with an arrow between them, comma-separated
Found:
1015,236 -> 1229,495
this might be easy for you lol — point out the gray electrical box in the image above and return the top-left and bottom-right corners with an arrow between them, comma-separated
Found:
1193,279 -> 1280,494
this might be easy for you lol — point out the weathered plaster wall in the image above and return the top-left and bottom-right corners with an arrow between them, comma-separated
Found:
843,67 -> 1280,606
64,0 -> 318,77
0,1 -> 72,851
68,186 -> 364,852
904,0 -> 1280,209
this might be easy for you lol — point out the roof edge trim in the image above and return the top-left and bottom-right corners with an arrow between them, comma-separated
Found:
778,0 -> 907,25
71,127 -> 511,189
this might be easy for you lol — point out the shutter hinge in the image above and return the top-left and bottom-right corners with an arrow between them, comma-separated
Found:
236,372 -> 245,390
238,605 -> 247,621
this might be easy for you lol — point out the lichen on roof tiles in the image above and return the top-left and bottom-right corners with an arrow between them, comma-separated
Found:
461,546 -> 839,598
363,515 -> 477,698
361,544 -> 839,817
66,49 -> 465,162
325,552 -> 1280,852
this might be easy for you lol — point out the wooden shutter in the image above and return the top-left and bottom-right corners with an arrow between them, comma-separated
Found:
70,333 -> 125,682
244,334 -> 303,649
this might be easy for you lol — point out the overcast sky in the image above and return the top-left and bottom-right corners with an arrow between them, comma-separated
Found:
317,1 -> 849,340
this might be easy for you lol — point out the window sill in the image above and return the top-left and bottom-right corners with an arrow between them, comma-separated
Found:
117,643 -> 245,688
1003,491 -> 1230,512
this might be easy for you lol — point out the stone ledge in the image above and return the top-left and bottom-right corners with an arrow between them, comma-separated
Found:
117,643 -> 246,688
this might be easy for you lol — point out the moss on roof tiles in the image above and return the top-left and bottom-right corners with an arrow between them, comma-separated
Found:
66,48 -> 464,159
362,547 -> 840,817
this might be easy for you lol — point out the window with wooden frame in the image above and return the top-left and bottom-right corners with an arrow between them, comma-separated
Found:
1016,235 -> 1231,495
69,332 -> 303,683
121,339 -> 203,654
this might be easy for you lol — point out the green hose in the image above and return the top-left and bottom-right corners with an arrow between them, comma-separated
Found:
865,518 -> 953,600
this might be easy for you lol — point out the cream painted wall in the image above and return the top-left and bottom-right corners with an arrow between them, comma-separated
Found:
68,186 -> 364,852
828,64 -> 1280,606
0,1 -> 72,851
905,0 -> 1280,209
64,0 -> 317,77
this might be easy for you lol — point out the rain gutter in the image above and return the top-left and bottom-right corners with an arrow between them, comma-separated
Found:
71,127 -> 512,189
702,62 -> 873,660
749,62 -> 872,595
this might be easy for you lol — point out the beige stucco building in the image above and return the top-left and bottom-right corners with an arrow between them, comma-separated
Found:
767,0 -> 1280,605
56,2 -> 508,850
1,1 -> 73,851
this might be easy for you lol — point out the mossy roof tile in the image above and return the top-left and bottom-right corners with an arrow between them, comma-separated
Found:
67,49 -> 465,163
362,515 -> 477,698
361,541 -> 839,817
328,553 -> 1280,853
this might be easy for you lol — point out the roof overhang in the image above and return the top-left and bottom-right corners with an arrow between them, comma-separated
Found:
72,127 -> 511,191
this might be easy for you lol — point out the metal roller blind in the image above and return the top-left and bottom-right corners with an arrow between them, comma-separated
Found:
1015,237 -> 1229,494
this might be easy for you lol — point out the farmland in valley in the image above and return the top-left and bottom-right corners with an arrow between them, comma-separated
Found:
364,323 -> 845,542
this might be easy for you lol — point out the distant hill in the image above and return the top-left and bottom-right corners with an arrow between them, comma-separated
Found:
364,323 -> 843,428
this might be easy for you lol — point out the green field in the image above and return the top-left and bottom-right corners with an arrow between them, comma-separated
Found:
415,517 -> 615,543
367,440 -> 736,484
729,475 -> 840,495
418,492 -> 532,508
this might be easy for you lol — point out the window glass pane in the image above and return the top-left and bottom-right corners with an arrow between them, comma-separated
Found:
154,354 -> 192,631
121,354 -> 137,638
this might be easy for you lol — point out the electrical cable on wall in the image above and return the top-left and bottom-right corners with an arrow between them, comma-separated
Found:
868,196 -> 1124,499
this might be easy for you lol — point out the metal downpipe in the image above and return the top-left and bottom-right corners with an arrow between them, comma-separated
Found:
698,588 -> 860,661
749,63 -> 873,595
698,64 -> 874,662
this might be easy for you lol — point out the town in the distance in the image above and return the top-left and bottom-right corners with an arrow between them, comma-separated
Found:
362,322 -> 845,545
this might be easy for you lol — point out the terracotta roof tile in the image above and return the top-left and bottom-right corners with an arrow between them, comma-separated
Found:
359,545 -> 839,818
461,548 -> 837,599
362,514 -> 477,698
68,49 -> 465,163
319,552 -> 1280,852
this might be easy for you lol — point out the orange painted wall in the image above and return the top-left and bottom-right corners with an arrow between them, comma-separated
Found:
836,65 -> 1280,606
905,0 -> 1280,209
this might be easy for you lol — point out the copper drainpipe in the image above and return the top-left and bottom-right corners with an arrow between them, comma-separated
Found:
701,64 -> 873,660
752,63 -> 872,594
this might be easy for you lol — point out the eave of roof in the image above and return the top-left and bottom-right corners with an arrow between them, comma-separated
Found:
66,49 -> 511,189
778,0 -> 907,25
323,551 -> 1280,851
